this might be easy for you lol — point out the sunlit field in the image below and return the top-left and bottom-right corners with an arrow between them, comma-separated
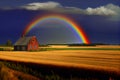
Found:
0,45 -> 120,79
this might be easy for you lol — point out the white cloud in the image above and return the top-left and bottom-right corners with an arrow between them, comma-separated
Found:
85,6 -> 117,16
20,2 -> 120,16
85,4 -> 120,16
83,4 -> 120,21
21,1 -> 62,10
1,1 -> 120,17
19,2 -> 85,14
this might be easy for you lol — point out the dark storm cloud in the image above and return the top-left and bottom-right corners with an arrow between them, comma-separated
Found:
0,1 -> 120,44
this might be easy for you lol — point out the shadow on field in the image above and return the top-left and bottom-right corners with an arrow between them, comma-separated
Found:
0,60 -> 120,80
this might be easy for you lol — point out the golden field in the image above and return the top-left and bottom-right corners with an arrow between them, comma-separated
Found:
0,46 -> 120,74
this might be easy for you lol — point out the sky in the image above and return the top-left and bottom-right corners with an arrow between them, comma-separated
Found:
0,0 -> 120,44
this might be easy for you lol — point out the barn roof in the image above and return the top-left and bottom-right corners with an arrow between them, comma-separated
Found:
14,36 -> 32,46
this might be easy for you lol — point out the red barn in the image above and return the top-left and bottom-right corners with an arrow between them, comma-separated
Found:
14,36 -> 39,51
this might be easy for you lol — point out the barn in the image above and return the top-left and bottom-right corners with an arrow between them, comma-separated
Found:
14,36 -> 39,51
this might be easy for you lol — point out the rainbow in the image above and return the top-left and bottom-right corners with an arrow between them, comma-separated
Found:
22,14 -> 90,44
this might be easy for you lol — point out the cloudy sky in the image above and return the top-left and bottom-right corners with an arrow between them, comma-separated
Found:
0,0 -> 120,44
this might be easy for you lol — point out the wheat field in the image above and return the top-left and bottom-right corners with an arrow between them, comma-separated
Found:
0,46 -> 120,74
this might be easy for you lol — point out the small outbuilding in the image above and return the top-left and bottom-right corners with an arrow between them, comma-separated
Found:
14,36 -> 39,51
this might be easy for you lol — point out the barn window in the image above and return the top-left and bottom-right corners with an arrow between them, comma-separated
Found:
22,46 -> 26,51
17,46 -> 20,50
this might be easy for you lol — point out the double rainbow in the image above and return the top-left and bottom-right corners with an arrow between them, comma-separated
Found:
22,14 -> 90,44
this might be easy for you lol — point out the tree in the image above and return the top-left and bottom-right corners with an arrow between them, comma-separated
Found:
6,40 -> 12,46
